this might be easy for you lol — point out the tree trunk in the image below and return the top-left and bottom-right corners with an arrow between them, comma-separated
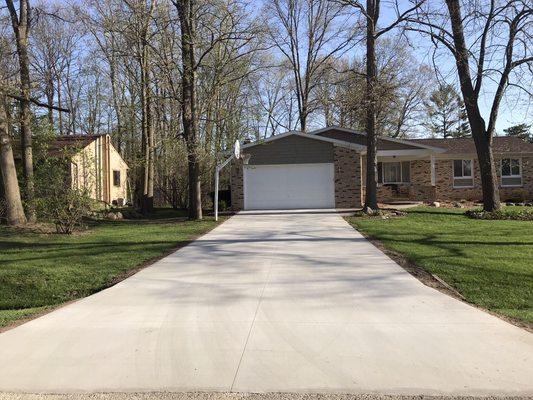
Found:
445,0 -> 500,211
364,0 -> 379,211
140,51 -> 154,215
45,73 -> 54,127
7,0 -> 36,221
177,0 -> 202,220
473,133 -> 500,211
299,102 -> 307,132
0,96 -> 27,226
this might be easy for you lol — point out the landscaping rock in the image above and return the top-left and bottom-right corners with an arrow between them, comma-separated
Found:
517,202 -> 526,207
121,210 -> 143,219
106,212 -> 118,220
115,212 -> 123,220
525,203 -> 533,207
453,202 -> 464,208
506,202 -> 515,207
431,201 -> 440,208
391,210 -> 407,217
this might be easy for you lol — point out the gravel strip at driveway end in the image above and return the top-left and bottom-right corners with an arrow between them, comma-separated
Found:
0,393 -> 530,400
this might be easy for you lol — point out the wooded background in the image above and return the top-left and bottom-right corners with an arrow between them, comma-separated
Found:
0,0 -> 531,225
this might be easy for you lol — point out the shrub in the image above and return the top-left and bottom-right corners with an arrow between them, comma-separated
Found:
465,208 -> 533,221
507,188 -> 529,202
0,198 -> 6,224
218,199 -> 228,212
34,157 -> 92,234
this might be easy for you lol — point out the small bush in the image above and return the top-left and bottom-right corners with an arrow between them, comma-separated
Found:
0,198 -> 6,224
465,208 -> 533,221
508,189 -> 529,202
34,157 -> 92,234
218,199 -> 228,212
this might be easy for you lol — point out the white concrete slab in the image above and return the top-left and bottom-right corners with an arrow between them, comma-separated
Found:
0,212 -> 531,395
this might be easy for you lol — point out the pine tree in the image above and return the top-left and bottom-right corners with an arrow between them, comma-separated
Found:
454,102 -> 471,137
425,84 -> 461,138
503,124 -> 532,142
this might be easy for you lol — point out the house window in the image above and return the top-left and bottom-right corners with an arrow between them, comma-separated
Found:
501,158 -> 522,187
453,159 -> 474,188
113,170 -> 121,187
378,161 -> 410,184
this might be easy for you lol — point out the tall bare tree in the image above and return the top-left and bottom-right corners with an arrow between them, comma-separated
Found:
341,0 -> 424,211
174,0 -> 202,219
5,0 -> 35,221
0,94 -> 26,225
407,0 -> 533,211
124,0 -> 157,214
265,0 -> 358,131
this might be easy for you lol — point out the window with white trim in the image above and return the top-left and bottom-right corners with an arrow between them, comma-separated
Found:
113,170 -> 121,187
501,158 -> 522,187
378,161 -> 410,184
453,159 -> 474,188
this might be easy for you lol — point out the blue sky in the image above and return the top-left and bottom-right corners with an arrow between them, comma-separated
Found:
254,0 -> 531,135
373,3 -> 531,134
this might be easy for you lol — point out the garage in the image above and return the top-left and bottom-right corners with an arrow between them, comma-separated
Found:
230,131 -> 364,211
243,163 -> 335,210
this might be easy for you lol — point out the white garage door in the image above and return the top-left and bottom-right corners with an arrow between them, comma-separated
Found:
243,163 -> 335,210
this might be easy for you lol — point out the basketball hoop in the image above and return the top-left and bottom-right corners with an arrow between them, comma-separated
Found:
234,140 -> 241,159
215,140 -> 244,222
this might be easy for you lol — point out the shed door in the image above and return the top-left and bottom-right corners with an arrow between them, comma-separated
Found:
243,163 -> 335,210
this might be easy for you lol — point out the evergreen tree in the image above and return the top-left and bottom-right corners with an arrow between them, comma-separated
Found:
424,84 -> 462,138
454,102 -> 471,137
503,124 -> 532,142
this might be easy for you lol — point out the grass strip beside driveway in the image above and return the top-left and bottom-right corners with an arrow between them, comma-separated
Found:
0,210 -> 222,329
346,207 -> 533,325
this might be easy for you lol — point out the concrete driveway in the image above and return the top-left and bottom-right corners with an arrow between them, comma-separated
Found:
0,212 -> 532,396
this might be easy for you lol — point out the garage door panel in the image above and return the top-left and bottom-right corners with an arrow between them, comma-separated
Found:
244,163 -> 334,210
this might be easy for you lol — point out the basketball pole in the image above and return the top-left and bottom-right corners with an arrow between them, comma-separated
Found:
214,154 -> 235,221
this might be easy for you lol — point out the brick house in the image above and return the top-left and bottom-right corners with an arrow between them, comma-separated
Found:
230,127 -> 533,210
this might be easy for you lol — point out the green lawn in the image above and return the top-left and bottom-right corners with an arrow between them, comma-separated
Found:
346,207 -> 533,325
0,209 -> 222,328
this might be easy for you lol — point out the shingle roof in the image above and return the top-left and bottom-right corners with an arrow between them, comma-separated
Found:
48,134 -> 104,157
409,136 -> 533,155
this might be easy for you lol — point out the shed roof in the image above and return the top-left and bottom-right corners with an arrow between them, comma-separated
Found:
48,134 -> 105,157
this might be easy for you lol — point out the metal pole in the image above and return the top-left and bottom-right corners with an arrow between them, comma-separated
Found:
214,167 -> 220,221
214,155 -> 234,222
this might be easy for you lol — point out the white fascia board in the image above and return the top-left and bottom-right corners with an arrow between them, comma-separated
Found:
309,126 -> 362,136
377,149 -> 435,157
380,137 -> 446,152
434,151 -> 533,159
241,131 -> 365,152
378,155 -> 430,162
309,126 -> 446,153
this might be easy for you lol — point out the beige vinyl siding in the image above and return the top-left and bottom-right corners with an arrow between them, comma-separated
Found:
69,135 -> 128,204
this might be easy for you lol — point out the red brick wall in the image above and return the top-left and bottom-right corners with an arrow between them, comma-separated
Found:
229,147 -> 364,210
434,156 -> 533,202
333,146 -> 362,208
230,160 -> 244,211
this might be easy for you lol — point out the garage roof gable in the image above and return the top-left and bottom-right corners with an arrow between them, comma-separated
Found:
242,130 -> 366,152
311,126 -> 445,152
